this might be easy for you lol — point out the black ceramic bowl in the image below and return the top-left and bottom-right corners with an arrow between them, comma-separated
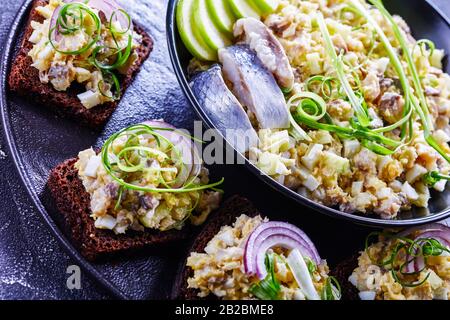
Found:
167,0 -> 450,227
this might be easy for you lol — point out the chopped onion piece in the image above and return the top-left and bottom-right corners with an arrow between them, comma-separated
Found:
287,249 -> 320,300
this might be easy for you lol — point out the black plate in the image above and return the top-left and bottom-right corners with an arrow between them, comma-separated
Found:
167,0 -> 450,227
1,0 -> 209,300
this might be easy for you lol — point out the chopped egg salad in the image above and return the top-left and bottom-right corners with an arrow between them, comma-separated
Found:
187,214 -> 339,300
244,0 -> 450,219
28,0 -> 142,109
75,123 -> 222,234
349,226 -> 450,300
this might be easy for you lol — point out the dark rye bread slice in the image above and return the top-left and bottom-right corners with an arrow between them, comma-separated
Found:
47,157 -> 192,261
332,254 -> 360,300
8,0 -> 153,128
172,196 -> 260,300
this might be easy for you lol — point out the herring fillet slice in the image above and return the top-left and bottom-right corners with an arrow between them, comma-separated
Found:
190,65 -> 258,153
219,45 -> 290,129
234,17 -> 294,90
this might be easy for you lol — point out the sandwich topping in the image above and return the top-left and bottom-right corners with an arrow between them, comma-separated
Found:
187,214 -> 340,300
75,121 -> 223,234
349,224 -> 450,300
28,0 -> 142,109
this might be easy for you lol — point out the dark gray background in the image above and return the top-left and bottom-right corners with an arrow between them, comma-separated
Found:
0,0 -> 449,300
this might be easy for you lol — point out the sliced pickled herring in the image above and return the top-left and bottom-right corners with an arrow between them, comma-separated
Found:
234,17 -> 294,90
190,64 -> 258,153
218,45 -> 290,130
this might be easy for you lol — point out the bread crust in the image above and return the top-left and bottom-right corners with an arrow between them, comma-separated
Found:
8,0 -> 153,128
47,158 -> 192,261
331,254 -> 360,300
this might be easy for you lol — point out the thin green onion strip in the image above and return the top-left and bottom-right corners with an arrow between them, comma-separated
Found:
101,124 -> 224,195
364,0 -> 450,169
347,0 -> 414,139
415,39 -> 436,59
317,12 -> 371,127
347,0 -> 450,180
49,2 -> 136,101
249,253 -> 281,300
288,91 -> 403,155
321,276 -> 341,300
49,3 -> 102,55
364,231 -> 449,288
369,0 -> 433,130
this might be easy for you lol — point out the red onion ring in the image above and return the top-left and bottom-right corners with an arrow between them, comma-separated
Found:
397,223 -> 449,238
401,225 -> 449,274
416,230 -> 450,248
244,221 -> 321,279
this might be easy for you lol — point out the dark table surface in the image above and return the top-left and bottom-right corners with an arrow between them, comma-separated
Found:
0,0 -> 449,300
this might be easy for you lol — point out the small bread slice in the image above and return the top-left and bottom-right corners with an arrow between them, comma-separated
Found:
172,195 -> 260,300
47,158 -> 192,261
8,0 -> 153,128
331,255 -> 360,300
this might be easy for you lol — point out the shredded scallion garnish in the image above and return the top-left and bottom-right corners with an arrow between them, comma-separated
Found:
316,12 -> 371,128
321,276 -> 341,300
48,2 -> 136,101
364,231 -> 449,288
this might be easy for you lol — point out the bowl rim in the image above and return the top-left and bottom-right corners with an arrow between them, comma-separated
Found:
166,0 -> 450,227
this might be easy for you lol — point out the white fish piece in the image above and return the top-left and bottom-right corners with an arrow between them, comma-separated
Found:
190,64 -> 258,153
219,45 -> 290,130
234,17 -> 294,90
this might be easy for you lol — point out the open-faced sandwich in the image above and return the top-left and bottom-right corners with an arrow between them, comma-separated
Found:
180,0 -> 450,220
175,196 -> 340,300
48,121 -> 223,260
334,223 -> 450,300
9,0 -> 153,127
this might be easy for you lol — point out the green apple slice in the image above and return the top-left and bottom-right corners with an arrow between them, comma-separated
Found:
228,0 -> 260,19
251,0 -> 280,15
176,0 -> 216,61
206,0 -> 236,35
194,0 -> 232,51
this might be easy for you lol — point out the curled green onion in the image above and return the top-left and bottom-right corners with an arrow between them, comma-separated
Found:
306,75 -> 341,101
98,70 -> 121,99
288,92 -> 327,122
415,39 -> 436,60
289,91 -> 402,155
101,124 -> 224,194
365,230 -> 449,288
49,3 -> 102,55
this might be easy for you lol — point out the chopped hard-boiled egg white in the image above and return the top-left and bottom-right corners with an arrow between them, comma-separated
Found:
84,155 -> 101,178
301,144 -> 323,171
358,291 -> 376,300
406,164 -> 428,184
77,90 -> 103,110
94,214 -> 117,230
